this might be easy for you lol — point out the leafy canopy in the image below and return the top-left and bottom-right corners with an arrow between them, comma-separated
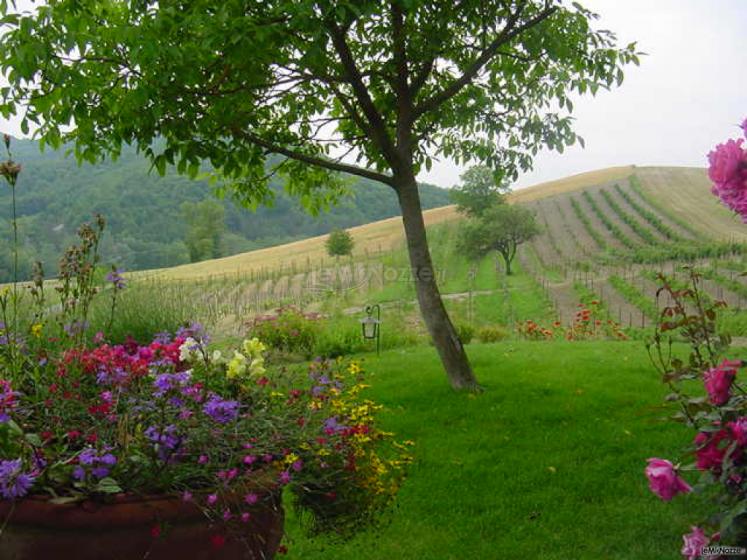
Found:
457,204 -> 540,271
0,0 -> 639,203
325,228 -> 354,257
450,165 -> 511,218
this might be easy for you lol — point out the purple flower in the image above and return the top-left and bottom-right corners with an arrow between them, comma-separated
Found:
202,395 -> 240,424
176,322 -> 209,345
182,491 -> 193,502
323,416 -> 346,434
206,493 -> 218,506
105,268 -> 127,290
292,459 -> 303,472
144,425 -> 183,461
72,465 -> 86,481
99,453 -> 117,466
91,467 -> 110,479
278,471 -> 291,485
153,331 -> 172,344
79,448 -> 98,466
0,459 -> 35,500
153,371 -> 192,397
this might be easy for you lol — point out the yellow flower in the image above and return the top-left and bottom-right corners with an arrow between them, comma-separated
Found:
242,337 -> 266,359
226,351 -> 248,379
30,323 -> 43,338
284,453 -> 300,465
348,362 -> 361,374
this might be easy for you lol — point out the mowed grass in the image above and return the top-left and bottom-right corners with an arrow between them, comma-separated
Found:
283,340 -> 717,559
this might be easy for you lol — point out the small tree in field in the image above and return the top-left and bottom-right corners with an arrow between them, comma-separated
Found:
0,1 -> 638,390
326,228 -> 354,258
451,165 -> 510,218
458,205 -> 539,275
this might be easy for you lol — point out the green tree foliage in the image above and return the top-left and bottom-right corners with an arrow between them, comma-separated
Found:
325,228 -> 354,258
451,165 -> 510,218
181,199 -> 225,263
0,139 -> 450,281
0,0 -> 639,389
458,205 -> 540,275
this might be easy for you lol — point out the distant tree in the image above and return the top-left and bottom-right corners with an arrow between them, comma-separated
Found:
0,1 -> 638,390
326,228 -> 354,258
458,205 -> 539,275
450,166 -> 510,218
181,200 -> 225,263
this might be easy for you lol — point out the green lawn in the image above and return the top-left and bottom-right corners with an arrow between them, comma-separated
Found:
283,341 -> 715,559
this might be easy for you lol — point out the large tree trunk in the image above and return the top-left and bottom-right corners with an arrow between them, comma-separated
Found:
396,176 -> 480,391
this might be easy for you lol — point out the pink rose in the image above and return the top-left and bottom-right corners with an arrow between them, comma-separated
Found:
681,526 -> 709,560
694,430 -> 730,473
645,458 -> 692,501
728,417 -> 747,446
704,359 -> 741,406
708,138 -> 745,184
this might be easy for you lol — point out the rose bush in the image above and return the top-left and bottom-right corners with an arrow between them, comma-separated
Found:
709,118 -> 747,221
645,268 -> 747,558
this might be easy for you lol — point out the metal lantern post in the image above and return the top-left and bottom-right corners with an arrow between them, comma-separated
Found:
360,304 -> 381,355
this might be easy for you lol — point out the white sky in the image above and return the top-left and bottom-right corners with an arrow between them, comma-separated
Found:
1,0 -> 745,191
420,0 -> 747,189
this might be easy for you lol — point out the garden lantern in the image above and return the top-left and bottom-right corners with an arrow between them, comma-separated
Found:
360,304 -> 381,355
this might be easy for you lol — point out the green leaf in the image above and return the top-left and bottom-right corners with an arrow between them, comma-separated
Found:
95,477 -> 123,494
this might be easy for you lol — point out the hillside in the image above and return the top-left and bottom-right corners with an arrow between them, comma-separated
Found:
148,165 -> 743,281
0,138 -> 451,281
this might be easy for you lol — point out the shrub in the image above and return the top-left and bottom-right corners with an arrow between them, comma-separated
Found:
476,325 -> 509,343
247,306 -> 321,357
455,323 -> 475,345
314,327 -> 364,358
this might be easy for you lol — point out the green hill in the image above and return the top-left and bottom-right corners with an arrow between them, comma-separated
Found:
0,138 -> 451,281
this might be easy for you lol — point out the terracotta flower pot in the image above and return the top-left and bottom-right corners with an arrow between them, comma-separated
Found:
0,490 -> 284,560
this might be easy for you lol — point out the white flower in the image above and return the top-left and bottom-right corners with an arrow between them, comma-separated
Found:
179,337 -> 199,362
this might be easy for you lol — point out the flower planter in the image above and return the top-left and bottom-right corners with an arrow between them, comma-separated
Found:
0,491 -> 284,560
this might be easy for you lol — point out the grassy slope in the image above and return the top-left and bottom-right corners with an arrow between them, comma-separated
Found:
284,341 -> 727,560
636,167 -> 747,241
144,167 -> 636,281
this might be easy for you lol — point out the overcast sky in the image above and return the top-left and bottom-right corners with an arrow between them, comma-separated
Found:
1,1 -> 744,191
420,0 -> 747,189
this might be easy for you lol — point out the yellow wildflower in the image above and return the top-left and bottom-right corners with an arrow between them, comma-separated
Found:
30,323 -> 43,338
242,337 -> 266,359
226,351 -> 248,379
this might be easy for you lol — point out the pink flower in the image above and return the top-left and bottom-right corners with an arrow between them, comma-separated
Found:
645,458 -> 691,501
742,117 -> 747,139
729,417 -> 747,446
182,491 -> 193,502
206,493 -> 218,506
279,471 -> 291,485
240,512 -> 251,523
708,138 -> 744,184
704,359 -> 741,405
244,492 -> 259,505
681,526 -> 709,560
694,430 -> 730,473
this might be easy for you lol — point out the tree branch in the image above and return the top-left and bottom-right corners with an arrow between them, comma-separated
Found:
413,5 -> 557,118
231,127 -> 394,186
325,18 -> 399,167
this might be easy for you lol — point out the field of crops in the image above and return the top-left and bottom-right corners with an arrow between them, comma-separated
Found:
115,165 -> 747,342
521,167 -> 747,332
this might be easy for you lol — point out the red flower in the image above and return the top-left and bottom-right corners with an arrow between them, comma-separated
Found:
210,534 -> 226,549
151,525 -> 162,538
